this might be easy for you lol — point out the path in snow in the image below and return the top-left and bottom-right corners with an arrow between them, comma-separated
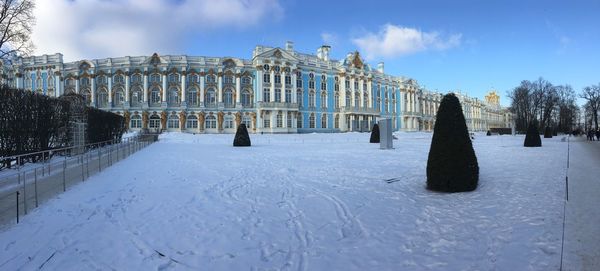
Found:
563,137 -> 600,271
0,133 -> 568,270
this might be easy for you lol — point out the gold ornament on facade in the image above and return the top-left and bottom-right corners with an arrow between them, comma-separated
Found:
235,112 -> 242,126
179,111 -> 186,129
217,111 -> 224,131
124,111 -> 131,130
160,111 -> 167,129
250,112 -> 257,131
142,111 -> 149,129
197,112 -> 205,131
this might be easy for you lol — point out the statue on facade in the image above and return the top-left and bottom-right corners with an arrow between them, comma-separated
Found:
142,111 -> 149,129
235,112 -> 242,127
198,112 -> 205,131
160,110 -> 167,130
179,111 -> 186,130
250,112 -> 257,132
217,111 -> 224,131
124,110 -> 131,130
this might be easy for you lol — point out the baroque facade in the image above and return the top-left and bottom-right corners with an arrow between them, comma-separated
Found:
1,41 -> 512,133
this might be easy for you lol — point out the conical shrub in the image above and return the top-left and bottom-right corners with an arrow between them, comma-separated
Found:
486,130 -> 492,136
370,123 -> 380,143
544,127 -> 552,138
233,123 -> 251,147
552,128 -> 558,136
524,122 -> 542,147
426,93 -> 479,192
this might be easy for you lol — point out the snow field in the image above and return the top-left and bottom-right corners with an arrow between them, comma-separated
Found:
0,132 -> 568,270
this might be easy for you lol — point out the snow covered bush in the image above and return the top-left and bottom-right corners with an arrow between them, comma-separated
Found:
370,123 -> 380,143
233,123 -> 251,147
426,93 -> 479,192
544,127 -> 553,138
524,122 -> 542,147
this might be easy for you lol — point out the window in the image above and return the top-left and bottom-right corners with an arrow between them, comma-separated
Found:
363,83 -> 367,91
321,114 -> 327,129
242,76 -> 251,85
309,80 -> 315,89
285,75 -> 291,85
242,116 -> 251,129
205,88 -> 216,107
224,89 -> 234,108
65,78 -> 75,87
224,115 -> 234,129
97,89 -> 108,107
241,90 -> 252,107
345,80 -> 350,89
168,73 -> 180,83
334,83 -> 339,92
132,74 -> 142,83
167,87 -> 179,106
186,115 -> 198,129
150,87 -> 161,105
297,90 -> 303,106
320,92 -> 327,108
96,75 -> 106,85
297,113 -> 302,128
150,73 -> 161,83
224,75 -> 234,84
274,74 -> 281,84
287,112 -> 292,128
80,77 -> 90,86
131,88 -> 143,106
334,115 -> 339,129
364,95 -> 369,109
206,75 -> 216,83
276,112 -> 283,128
309,114 -> 315,128
114,88 -> 125,106
263,113 -> 270,128
274,88 -> 281,102
321,81 -> 327,91
189,74 -> 199,83
114,74 -> 125,84
308,91 -> 315,108
83,90 -> 91,105
205,115 -> 217,129
149,115 -> 161,128
354,81 -> 359,90
263,88 -> 270,102
354,93 -> 360,108
285,89 -> 292,103
335,94 -> 340,109
263,73 -> 270,83
130,115 -> 142,128
167,115 -> 179,129
296,78 -> 303,88
187,87 -> 198,106
345,92 -> 351,107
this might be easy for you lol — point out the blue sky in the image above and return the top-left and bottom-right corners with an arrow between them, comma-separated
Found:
33,0 -> 600,106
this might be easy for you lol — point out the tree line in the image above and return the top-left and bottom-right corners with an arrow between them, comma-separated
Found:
0,86 -> 125,169
508,77 -> 582,133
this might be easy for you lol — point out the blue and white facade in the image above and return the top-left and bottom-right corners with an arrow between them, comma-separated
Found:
1,41 -> 511,133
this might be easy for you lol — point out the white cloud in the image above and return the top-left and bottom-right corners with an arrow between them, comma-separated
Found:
32,0 -> 283,61
321,32 -> 338,46
352,24 -> 462,60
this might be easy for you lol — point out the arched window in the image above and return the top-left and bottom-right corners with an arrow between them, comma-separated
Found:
149,115 -> 161,128
206,74 -> 216,83
130,115 -> 142,128
276,112 -> 283,128
354,92 -> 360,108
345,91 -> 351,107
131,87 -> 143,106
263,73 -> 270,83
150,73 -> 161,83
205,115 -> 217,129
80,77 -> 90,87
96,75 -> 106,85
263,88 -> 270,102
320,92 -> 327,108
224,75 -> 234,84
242,76 -> 251,85
167,87 -> 179,106
97,88 -> 108,107
287,112 -> 293,128
186,115 -> 198,129
321,114 -> 327,129
309,113 -> 315,128
274,88 -> 281,102
224,115 -> 234,129
205,88 -> 216,107
334,93 -> 340,108
263,112 -> 270,128
150,87 -> 161,105
224,89 -> 234,108
168,73 -> 180,83
83,90 -> 91,105
363,94 -> 369,109
335,114 -> 340,129
187,87 -> 198,106
114,88 -> 125,106
132,73 -> 142,83
65,78 -> 75,87
167,114 -> 179,129
285,75 -> 291,85
308,91 -> 315,108
188,74 -> 199,83
114,74 -> 124,84
241,89 -> 252,107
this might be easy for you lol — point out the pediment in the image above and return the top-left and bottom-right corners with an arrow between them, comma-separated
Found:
143,53 -> 168,66
254,48 -> 297,61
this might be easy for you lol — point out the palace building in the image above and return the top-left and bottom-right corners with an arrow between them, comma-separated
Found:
1,41 -> 512,133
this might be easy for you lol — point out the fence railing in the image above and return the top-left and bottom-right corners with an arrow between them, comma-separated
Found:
0,134 -> 158,229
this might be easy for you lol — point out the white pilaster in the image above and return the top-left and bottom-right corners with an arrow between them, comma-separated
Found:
143,73 -> 148,103
181,73 -> 187,103
235,74 -> 241,104
125,73 -> 130,102
91,76 -> 96,105
281,71 -> 286,102
217,74 -> 223,103
162,73 -> 167,102
291,72 -> 297,104
199,73 -> 205,104
270,70 -> 275,103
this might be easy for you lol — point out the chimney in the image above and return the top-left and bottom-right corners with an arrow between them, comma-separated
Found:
377,62 -> 384,73
285,41 -> 294,52
317,45 -> 331,61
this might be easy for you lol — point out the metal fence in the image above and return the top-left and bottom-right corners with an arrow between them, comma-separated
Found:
0,134 -> 158,229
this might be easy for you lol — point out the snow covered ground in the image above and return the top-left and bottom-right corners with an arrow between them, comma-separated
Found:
0,132 -> 568,270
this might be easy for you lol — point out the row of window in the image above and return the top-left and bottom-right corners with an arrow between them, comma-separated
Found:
130,114 -> 252,130
65,74 -> 253,87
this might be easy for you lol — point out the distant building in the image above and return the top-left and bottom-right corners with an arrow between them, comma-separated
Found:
2,42 -> 512,133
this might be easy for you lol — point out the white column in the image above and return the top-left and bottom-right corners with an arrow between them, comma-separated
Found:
217,74 -> 223,103
125,73 -> 130,102
281,71 -> 286,102
235,74 -> 241,104
108,75 -> 113,106
291,71 -> 297,103
350,77 -> 355,107
91,76 -> 96,105
359,78 -> 364,108
340,75 -> 346,107
199,73 -> 205,104
270,70 -> 275,103
367,80 -> 372,108
256,69 -> 263,102
54,74 -> 60,97
143,73 -> 148,103
161,73 -> 167,102
75,76 -> 80,94
181,73 -> 187,103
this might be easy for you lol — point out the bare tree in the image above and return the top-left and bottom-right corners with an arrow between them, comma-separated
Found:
580,84 -> 600,130
555,85 -> 578,133
0,0 -> 35,60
